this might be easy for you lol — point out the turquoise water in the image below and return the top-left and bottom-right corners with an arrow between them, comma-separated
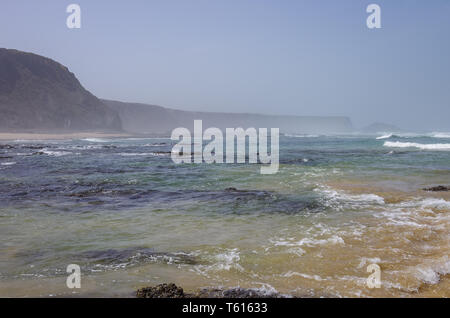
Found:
0,133 -> 449,297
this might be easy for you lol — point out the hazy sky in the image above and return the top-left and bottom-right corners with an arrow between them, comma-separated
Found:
1,0 -> 449,130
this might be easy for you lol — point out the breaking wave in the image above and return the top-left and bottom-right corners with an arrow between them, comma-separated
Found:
384,141 -> 450,150
376,133 -> 393,140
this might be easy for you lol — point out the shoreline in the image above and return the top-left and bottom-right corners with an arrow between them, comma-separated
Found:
0,132 -> 135,141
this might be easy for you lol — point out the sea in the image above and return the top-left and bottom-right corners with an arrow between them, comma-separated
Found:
0,132 -> 449,297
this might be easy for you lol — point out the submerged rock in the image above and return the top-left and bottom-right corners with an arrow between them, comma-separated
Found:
423,185 -> 449,192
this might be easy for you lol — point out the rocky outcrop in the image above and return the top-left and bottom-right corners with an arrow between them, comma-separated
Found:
136,283 -> 285,298
423,186 -> 449,192
0,48 -> 122,131
137,283 -> 185,298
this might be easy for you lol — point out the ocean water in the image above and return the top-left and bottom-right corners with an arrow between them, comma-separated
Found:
0,133 -> 449,297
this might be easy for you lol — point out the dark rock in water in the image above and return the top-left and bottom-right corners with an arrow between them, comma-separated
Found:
21,145 -> 44,150
136,284 -> 285,298
195,287 -> 283,298
423,185 -> 449,192
225,187 -> 239,192
224,187 -> 270,194
137,283 -> 185,298
69,188 -> 104,197
0,144 -> 15,149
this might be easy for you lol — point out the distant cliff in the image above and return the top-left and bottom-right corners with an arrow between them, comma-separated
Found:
103,100 -> 353,135
0,48 -> 353,134
0,49 -> 122,131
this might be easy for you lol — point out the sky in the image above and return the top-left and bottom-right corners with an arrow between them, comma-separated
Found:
1,0 -> 449,131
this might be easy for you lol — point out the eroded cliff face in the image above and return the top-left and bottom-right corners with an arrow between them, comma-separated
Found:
0,49 -> 122,131
104,99 -> 353,135
0,48 -> 353,134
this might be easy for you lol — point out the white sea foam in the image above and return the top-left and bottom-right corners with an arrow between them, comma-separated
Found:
411,257 -> 450,285
61,145 -> 103,150
282,271 -> 325,281
284,134 -> 319,138
271,235 -> 345,248
118,152 -> 169,157
384,141 -> 450,150
1,162 -> 16,166
82,138 -> 109,143
192,248 -> 244,277
247,284 -> 282,297
431,132 -> 450,138
318,187 -> 385,210
42,149 -> 77,156
118,153 -> 152,156
417,198 -> 450,210
214,248 -> 243,271
376,133 -> 393,140
118,137 -> 171,141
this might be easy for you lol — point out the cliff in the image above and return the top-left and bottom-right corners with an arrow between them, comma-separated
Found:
0,49 -> 122,131
103,100 -> 353,135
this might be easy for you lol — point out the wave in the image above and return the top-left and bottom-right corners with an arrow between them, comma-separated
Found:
0,162 -> 16,166
41,149 -> 80,156
317,187 -> 385,210
117,152 -> 170,157
431,132 -> 450,138
81,138 -> 109,143
384,141 -> 450,150
271,235 -> 345,248
284,134 -> 320,138
376,134 -> 393,140
192,248 -> 244,276
376,132 -> 450,140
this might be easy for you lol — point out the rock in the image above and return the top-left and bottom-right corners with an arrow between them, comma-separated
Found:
0,48 -> 122,131
136,284 -> 285,298
194,287 -> 283,298
0,144 -> 15,149
137,283 -> 185,298
423,186 -> 449,192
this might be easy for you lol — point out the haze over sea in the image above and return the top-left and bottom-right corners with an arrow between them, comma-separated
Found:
0,132 -> 449,297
